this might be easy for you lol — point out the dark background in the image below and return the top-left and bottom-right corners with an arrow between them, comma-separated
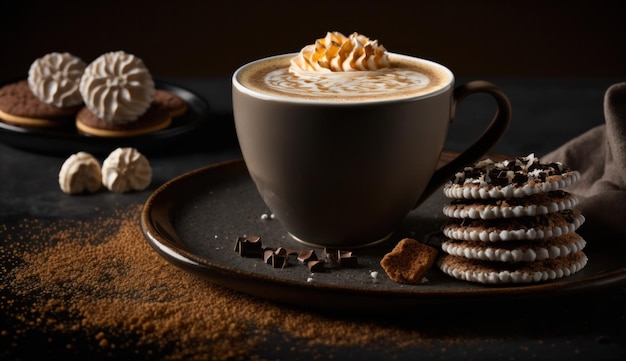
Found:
1,0 -> 624,80
2,3 -> 626,359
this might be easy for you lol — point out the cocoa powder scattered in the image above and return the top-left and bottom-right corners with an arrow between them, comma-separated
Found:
0,204 -> 432,360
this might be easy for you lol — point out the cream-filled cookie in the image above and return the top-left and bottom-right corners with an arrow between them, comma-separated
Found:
436,153 -> 588,285
443,154 -> 581,200
437,251 -> 588,284
443,190 -> 579,220
441,233 -> 586,263
442,208 -> 585,242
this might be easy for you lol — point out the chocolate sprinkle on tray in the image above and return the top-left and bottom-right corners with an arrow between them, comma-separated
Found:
338,251 -> 359,268
234,236 -> 263,258
307,260 -> 326,272
298,249 -> 318,264
234,236 -> 358,273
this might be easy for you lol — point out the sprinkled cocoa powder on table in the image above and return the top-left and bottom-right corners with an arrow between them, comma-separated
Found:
0,204 -> 437,360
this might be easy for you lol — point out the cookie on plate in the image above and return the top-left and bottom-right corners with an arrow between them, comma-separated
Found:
442,208 -> 585,242
75,51 -> 171,137
153,89 -> 187,118
436,154 -> 588,284
0,52 -> 86,128
443,154 -> 581,199
438,251 -> 588,284
443,190 -> 579,220
76,104 -> 171,138
441,233 -> 586,263
0,80 -> 81,128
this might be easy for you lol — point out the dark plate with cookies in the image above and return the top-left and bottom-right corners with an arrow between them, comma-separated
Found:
0,77 -> 209,156
141,154 -> 626,312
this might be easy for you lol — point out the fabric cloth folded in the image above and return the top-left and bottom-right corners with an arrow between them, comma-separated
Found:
543,82 -> 626,235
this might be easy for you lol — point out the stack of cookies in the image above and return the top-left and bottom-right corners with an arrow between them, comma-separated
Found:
437,154 -> 588,284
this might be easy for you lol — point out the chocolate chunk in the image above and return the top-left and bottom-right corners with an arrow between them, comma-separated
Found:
262,248 -> 290,268
234,236 -> 263,258
512,173 -> 528,185
307,260 -> 325,272
338,251 -> 358,267
548,162 -> 564,174
269,253 -> 287,268
491,172 -> 510,187
263,249 -> 275,264
297,249 -> 318,264
323,248 -> 339,263
274,247 -> 296,257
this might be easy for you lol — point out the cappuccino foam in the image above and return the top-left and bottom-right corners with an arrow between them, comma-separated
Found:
236,53 -> 452,102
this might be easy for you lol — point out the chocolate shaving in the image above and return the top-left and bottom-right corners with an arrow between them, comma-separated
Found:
448,154 -> 573,187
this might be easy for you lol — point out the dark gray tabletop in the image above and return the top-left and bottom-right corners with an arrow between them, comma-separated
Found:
1,77 -> 624,360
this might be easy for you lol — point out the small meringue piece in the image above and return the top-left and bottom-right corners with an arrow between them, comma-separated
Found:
28,52 -> 87,107
59,152 -> 102,194
101,147 -> 151,193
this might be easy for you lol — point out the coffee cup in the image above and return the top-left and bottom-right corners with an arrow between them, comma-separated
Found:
232,46 -> 511,249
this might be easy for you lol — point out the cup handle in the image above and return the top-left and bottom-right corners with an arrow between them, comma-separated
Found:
415,80 -> 512,206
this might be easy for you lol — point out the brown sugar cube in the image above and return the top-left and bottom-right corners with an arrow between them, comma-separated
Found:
380,238 -> 438,284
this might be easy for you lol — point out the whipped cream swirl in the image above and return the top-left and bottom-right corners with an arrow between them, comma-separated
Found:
79,51 -> 154,124
102,147 -> 152,193
289,32 -> 389,74
28,52 -> 86,107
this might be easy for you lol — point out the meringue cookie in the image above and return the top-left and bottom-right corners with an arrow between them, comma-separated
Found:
79,51 -> 155,124
101,147 -> 151,193
58,152 -> 102,194
28,52 -> 87,107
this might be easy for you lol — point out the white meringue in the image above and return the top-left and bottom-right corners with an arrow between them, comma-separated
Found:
101,147 -> 151,193
58,152 -> 102,194
79,51 -> 154,124
28,52 -> 86,107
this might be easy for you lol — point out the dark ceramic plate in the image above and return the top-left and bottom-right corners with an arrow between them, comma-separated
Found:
141,154 -> 626,312
0,78 -> 209,155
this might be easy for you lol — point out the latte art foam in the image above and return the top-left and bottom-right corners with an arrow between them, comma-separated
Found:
235,53 -> 452,102
265,68 -> 431,97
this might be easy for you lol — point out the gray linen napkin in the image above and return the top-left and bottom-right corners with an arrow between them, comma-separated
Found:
543,82 -> 626,235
